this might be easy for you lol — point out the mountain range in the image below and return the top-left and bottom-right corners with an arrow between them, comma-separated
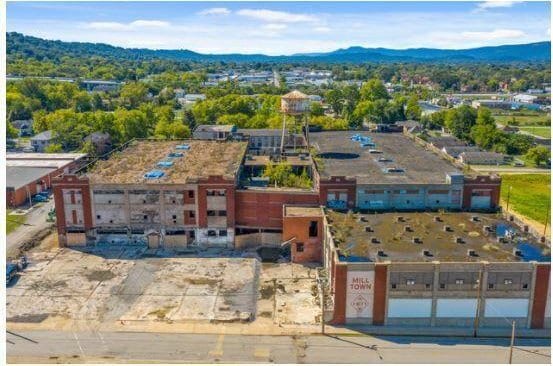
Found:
7,32 -> 551,63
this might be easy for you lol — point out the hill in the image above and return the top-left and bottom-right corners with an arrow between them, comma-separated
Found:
7,32 -> 551,64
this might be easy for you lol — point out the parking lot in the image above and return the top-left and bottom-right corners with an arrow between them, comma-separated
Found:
6,244 -> 321,329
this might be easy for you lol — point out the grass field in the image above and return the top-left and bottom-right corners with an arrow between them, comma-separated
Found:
6,210 -> 27,234
518,126 -> 551,139
492,113 -> 551,126
500,174 -> 551,224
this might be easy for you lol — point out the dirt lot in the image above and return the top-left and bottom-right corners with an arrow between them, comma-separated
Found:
6,243 -> 321,329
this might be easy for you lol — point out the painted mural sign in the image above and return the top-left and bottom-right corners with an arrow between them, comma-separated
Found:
346,270 -> 374,318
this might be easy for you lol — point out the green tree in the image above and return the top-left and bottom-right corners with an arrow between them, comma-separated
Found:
360,78 -> 389,102
405,95 -> 422,120
6,121 -> 18,139
444,105 -> 477,140
120,82 -> 148,109
44,143 -> 63,153
310,102 -> 324,117
525,146 -> 550,166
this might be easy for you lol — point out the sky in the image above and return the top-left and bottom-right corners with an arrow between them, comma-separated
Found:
6,1 -> 551,55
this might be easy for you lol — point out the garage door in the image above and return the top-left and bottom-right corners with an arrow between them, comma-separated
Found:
471,195 -> 491,209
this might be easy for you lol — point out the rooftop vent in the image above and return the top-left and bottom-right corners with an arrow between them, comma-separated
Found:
512,248 -> 523,257
497,237 -> 509,244
144,170 -> 164,179
365,226 -> 374,233
167,152 -> 184,158
369,149 -> 383,154
377,250 -> 387,257
467,249 -> 478,257
434,216 -> 442,222
175,144 -> 191,150
471,216 -> 480,222
157,161 -> 174,168
443,225 -> 453,232
396,216 -> 405,223
386,167 -> 405,173
412,237 -> 422,244
404,225 -> 413,232
378,157 -> 392,162
358,216 -> 368,222
371,237 -> 380,244
422,249 -> 433,257
454,236 -> 465,244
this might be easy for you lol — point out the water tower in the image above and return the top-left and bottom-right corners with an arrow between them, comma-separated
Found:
280,90 -> 310,155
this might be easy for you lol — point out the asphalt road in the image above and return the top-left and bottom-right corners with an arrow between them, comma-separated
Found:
6,330 -> 551,364
7,200 -> 54,257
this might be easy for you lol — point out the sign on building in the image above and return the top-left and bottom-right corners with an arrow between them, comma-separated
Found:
346,270 -> 374,318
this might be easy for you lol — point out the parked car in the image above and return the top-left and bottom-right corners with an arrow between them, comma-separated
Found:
6,263 -> 18,286
32,194 -> 49,203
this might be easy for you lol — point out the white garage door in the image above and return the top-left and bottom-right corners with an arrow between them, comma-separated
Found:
388,299 -> 432,318
436,299 -> 477,318
485,298 -> 529,318
471,195 -> 491,209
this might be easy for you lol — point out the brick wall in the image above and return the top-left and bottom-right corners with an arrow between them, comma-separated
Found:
197,176 -> 236,228
463,175 -> 502,210
319,176 -> 357,209
283,212 -> 323,263
531,264 -> 551,329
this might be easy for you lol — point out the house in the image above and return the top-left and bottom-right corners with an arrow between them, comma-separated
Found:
30,130 -> 55,152
441,145 -> 482,159
458,151 -> 507,165
427,136 -> 467,150
513,94 -> 538,104
193,125 -> 236,141
84,132 -> 112,155
174,88 -> 186,99
178,94 -> 206,105
11,119 -> 34,136
472,100 -> 514,110
308,95 -> 323,103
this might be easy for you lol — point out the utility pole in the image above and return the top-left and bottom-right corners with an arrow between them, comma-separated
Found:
505,186 -> 512,212
473,267 -> 483,337
509,320 -> 516,364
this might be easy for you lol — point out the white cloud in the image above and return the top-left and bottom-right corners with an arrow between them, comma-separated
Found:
477,1 -> 521,9
236,9 -> 318,23
461,28 -> 526,40
263,23 -> 287,31
314,26 -> 331,33
85,19 -> 170,31
198,7 -> 230,16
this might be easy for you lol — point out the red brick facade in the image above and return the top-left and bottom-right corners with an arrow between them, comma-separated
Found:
282,210 -> 323,263
531,264 -> 550,329
331,262 -> 348,324
197,176 -> 236,228
462,175 -> 501,210
235,190 -> 319,228
319,176 -> 357,209
373,263 -> 388,325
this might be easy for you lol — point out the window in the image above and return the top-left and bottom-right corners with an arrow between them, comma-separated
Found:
406,200 -> 410,204
219,230 -> 227,237
391,283 -> 397,289
296,243 -> 304,252
207,230 -> 217,237
522,283 -> 529,289
189,230 -> 195,239
207,210 -> 216,216
455,279 -> 464,285
218,210 -> 227,216
190,211 -> 195,218
440,283 -> 446,289
504,279 -> 513,285
172,215 -> 177,220
436,200 -> 440,204
406,279 -> 416,286
96,215 -> 101,220
488,283 -> 494,289
143,215 -> 148,220
172,200 -> 176,204
108,200 -> 112,204
425,284 -> 431,289
188,190 -> 194,198
218,190 -> 226,196
309,221 -> 318,237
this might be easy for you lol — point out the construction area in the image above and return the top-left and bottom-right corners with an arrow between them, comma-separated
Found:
6,238 -> 321,329
327,210 -> 551,262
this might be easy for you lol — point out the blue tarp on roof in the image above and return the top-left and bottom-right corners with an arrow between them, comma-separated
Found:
168,152 -> 184,158
157,161 -> 174,168
144,170 -> 165,179
175,144 -> 190,150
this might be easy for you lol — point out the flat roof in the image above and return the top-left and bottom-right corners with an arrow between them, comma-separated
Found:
7,166 -> 57,190
327,210 -> 550,263
87,140 -> 247,184
243,155 -> 312,167
6,160 -> 74,169
310,131 -> 461,185
7,152 -> 87,161
284,206 -> 323,217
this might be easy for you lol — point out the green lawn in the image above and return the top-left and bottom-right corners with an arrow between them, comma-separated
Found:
500,174 -> 551,224
518,126 -> 551,139
6,210 -> 27,234
493,113 -> 551,126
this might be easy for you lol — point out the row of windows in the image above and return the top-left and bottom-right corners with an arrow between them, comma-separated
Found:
207,210 -> 227,216
207,229 -> 228,237
391,278 -> 529,289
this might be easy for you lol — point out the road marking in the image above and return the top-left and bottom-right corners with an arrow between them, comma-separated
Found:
209,334 -> 225,358
72,332 -> 85,358
253,347 -> 270,359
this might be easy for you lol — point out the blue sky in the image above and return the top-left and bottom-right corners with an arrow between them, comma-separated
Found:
7,1 -> 551,55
